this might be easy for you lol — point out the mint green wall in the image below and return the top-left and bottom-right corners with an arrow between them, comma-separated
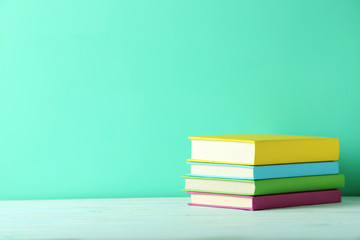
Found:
0,0 -> 359,200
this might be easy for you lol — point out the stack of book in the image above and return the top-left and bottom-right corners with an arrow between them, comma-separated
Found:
183,134 -> 345,211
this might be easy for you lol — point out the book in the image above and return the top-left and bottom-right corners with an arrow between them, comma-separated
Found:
188,190 -> 342,211
187,161 -> 339,180
183,174 -> 345,196
188,134 -> 339,165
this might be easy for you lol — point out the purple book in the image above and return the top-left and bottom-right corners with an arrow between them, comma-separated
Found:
188,190 -> 341,211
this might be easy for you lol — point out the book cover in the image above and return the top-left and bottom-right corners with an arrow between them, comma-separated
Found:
183,174 -> 345,195
187,161 -> 339,180
188,190 -> 342,211
188,134 -> 339,165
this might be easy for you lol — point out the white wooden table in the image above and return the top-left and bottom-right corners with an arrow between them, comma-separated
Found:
0,197 -> 359,240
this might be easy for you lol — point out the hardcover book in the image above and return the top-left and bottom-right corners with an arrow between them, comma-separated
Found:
188,134 -> 339,165
187,161 -> 339,180
188,190 -> 342,211
183,174 -> 345,196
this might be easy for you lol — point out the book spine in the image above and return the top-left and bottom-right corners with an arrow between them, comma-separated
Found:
254,174 -> 345,195
253,161 -> 339,180
254,138 -> 339,165
252,190 -> 341,210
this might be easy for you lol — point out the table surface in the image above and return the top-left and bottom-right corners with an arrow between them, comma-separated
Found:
0,196 -> 359,240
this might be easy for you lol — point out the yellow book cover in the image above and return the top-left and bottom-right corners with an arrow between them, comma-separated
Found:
188,134 -> 339,165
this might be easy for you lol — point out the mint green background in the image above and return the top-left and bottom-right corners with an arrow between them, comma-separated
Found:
0,0 -> 359,200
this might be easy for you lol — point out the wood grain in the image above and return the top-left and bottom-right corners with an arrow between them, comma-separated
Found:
0,197 -> 359,240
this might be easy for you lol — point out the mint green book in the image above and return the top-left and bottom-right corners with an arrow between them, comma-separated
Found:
183,174 -> 344,196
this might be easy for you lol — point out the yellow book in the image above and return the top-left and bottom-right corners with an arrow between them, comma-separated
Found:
188,134 -> 339,165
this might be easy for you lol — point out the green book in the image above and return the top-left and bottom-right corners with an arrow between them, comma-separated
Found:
183,174 -> 345,196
